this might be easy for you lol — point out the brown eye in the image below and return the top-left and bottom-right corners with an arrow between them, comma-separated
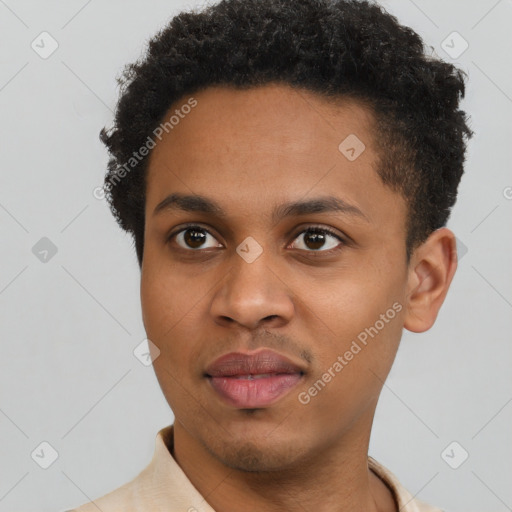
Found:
291,227 -> 344,252
185,228 -> 207,248
303,231 -> 327,250
173,226 -> 222,250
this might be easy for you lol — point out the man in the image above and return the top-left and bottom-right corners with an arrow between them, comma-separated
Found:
69,0 -> 473,510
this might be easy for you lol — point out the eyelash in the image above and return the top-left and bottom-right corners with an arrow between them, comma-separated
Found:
166,224 -> 347,255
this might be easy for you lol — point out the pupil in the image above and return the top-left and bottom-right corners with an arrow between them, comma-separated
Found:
184,229 -> 206,248
305,232 -> 325,250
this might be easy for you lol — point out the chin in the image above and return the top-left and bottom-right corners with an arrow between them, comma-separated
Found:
203,431 -> 307,473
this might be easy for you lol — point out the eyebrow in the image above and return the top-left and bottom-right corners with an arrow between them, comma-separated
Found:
152,193 -> 370,223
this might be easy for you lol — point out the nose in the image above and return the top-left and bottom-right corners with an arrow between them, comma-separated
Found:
210,250 -> 295,331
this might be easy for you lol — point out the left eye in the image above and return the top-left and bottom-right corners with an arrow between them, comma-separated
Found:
290,228 -> 344,252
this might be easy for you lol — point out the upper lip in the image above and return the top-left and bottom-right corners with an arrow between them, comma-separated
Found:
205,349 -> 306,377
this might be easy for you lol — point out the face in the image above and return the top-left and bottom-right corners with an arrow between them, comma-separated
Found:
140,83 -> 417,472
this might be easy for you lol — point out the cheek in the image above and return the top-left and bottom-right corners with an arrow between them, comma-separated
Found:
140,263 -> 209,379
141,260 -> 201,342
300,270 -> 403,378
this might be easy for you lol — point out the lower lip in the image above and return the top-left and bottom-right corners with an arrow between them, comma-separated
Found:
208,374 -> 303,408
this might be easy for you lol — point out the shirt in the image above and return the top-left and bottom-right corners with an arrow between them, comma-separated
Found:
67,424 -> 443,512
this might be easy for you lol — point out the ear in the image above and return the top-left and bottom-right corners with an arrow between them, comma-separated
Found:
403,227 -> 458,333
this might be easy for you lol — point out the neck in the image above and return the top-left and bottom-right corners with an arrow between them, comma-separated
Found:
171,412 -> 396,512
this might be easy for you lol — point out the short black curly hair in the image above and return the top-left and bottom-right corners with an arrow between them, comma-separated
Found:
99,0 -> 473,268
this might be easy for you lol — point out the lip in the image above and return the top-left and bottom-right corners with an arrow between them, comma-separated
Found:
204,349 -> 306,408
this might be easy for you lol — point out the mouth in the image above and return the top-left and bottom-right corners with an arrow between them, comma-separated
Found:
206,373 -> 304,409
204,349 -> 306,408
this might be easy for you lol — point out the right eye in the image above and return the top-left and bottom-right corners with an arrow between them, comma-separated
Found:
169,225 -> 223,250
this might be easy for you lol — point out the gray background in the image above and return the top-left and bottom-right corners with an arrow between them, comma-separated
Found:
0,1 -> 511,511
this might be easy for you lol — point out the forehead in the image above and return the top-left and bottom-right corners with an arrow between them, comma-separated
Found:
147,83 -> 376,172
145,83 -> 404,230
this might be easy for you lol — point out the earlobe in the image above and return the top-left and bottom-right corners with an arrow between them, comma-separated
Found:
403,227 -> 458,333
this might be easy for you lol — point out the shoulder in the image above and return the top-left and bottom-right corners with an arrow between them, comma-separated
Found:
63,424 -> 214,512
368,456 -> 443,512
68,473 -> 145,512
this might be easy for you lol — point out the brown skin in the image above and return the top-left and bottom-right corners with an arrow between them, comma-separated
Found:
140,83 -> 458,512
